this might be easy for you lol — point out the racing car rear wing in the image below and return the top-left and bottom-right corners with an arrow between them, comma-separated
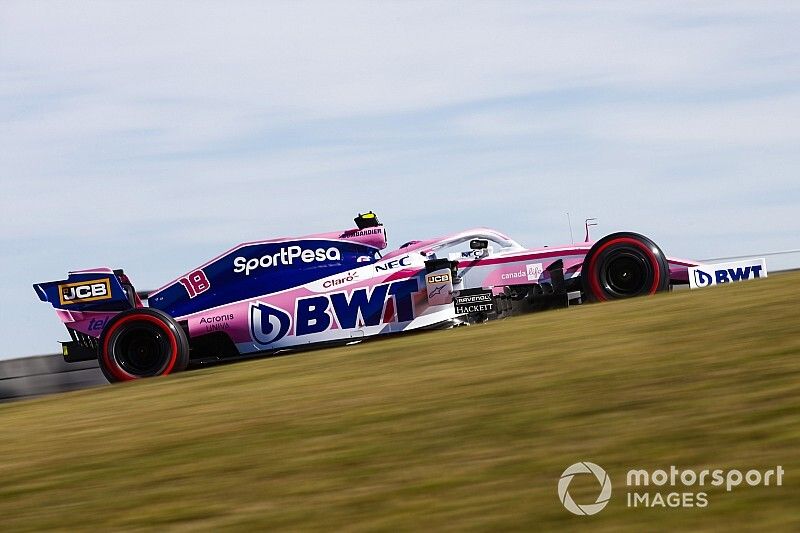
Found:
34,268 -> 141,312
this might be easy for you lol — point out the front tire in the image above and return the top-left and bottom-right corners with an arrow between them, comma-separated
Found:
581,232 -> 670,302
99,308 -> 189,382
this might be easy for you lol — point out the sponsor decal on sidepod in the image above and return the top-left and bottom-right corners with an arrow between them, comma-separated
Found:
249,302 -> 292,345
500,263 -> 543,282
526,262 -> 544,281
200,313 -> 234,332
249,279 -> 420,346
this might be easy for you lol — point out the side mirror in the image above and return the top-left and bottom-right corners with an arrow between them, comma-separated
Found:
470,239 -> 489,250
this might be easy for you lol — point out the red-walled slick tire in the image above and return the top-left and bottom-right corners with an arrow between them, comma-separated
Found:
98,308 -> 189,383
581,232 -> 670,302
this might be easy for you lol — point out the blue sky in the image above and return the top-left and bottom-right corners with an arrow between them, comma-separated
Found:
2,1 -> 799,358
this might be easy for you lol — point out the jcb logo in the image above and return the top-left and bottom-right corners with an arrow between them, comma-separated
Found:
58,279 -> 112,305
426,273 -> 451,284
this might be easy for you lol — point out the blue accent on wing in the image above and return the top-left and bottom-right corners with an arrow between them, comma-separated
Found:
33,273 -> 131,311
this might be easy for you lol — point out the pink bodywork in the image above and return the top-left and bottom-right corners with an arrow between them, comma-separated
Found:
54,227 -> 698,352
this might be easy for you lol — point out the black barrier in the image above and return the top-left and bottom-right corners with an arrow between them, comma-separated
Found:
0,354 -> 106,402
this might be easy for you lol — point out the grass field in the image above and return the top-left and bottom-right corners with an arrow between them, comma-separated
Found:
1,274 -> 799,531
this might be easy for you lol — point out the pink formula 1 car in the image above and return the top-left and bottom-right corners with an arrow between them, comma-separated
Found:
34,212 -> 717,382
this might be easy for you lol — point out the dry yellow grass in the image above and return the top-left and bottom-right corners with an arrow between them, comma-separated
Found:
1,274 -> 799,531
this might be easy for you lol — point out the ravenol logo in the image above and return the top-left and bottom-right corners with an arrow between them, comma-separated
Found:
688,258 -> 767,290
558,462 -> 612,516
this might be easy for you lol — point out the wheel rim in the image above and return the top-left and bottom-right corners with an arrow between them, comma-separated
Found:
600,251 -> 651,297
110,322 -> 172,377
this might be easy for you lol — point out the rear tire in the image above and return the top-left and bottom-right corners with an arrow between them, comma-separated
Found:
581,232 -> 670,302
98,308 -> 189,382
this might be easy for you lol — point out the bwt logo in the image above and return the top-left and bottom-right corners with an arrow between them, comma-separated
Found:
295,279 -> 419,336
689,259 -> 767,290
249,302 -> 292,345
693,269 -> 714,288
249,279 -> 420,346
694,265 -> 763,286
